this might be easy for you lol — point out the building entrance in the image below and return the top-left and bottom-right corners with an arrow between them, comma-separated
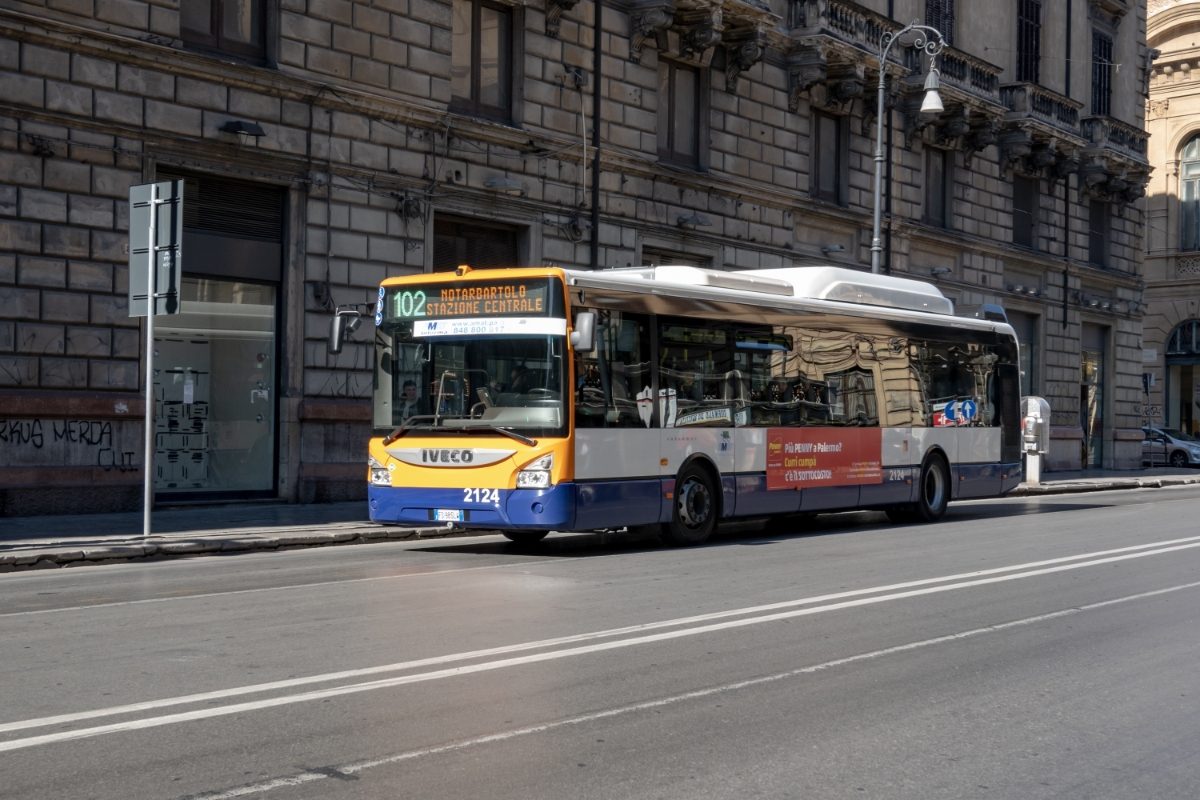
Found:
153,170 -> 285,499
1166,320 -> 1200,435
153,278 -> 277,495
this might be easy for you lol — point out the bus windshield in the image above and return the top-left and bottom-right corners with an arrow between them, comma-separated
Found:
373,275 -> 568,438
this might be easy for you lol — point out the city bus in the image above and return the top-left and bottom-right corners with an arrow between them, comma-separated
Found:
339,263 -> 1022,545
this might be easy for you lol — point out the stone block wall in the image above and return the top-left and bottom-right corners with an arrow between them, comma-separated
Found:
0,0 -> 1152,513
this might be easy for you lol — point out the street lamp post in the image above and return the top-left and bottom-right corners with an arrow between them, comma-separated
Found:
870,22 -> 946,274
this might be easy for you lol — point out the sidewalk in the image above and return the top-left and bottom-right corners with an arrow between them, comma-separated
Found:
3,467 -> 1199,571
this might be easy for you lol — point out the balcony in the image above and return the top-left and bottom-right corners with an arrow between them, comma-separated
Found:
786,0 -> 1004,127
1000,83 -> 1082,139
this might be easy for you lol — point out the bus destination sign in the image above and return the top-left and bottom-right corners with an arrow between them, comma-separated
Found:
386,279 -> 559,322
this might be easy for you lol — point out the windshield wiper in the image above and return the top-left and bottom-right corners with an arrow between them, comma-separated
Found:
473,425 -> 537,446
382,416 -> 536,447
381,414 -> 438,445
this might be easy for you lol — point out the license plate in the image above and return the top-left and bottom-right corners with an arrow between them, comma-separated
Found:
434,509 -> 464,522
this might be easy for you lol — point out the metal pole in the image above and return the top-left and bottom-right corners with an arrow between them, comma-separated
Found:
870,54 -> 890,274
868,22 -> 945,274
142,187 -> 157,538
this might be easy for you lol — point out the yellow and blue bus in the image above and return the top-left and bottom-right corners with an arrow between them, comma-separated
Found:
343,264 -> 1022,545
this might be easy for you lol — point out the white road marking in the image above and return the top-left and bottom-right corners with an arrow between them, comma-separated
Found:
3,536 -> 1200,753
0,560 -> 527,619
4,533 -> 1198,737
184,578 -> 1200,799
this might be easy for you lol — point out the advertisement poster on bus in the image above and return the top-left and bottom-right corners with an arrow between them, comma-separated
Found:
765,428 -> 883,490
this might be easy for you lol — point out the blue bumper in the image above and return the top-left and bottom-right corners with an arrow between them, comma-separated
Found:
369,484 -> 576,530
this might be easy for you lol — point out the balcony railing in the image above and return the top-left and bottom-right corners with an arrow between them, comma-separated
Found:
1082,115 -> 1149,163
1000,82 -> 1082,136
790,0 -> 1002,106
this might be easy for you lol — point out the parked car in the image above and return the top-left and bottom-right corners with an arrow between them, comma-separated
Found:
1141,427 -> 1200,467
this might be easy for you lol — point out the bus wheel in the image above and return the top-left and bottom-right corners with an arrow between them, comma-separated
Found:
912,455 -> 950,522
502,530 -> 549,544
886,456 -> 949,524
662,464 -> 717,546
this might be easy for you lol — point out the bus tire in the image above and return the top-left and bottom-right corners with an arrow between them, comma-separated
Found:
886,455 -> 950,524
662,464 -> 718,546
502,530 -> 549,544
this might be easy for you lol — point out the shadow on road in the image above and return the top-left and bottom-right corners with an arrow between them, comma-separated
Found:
416,499 -> 1110,559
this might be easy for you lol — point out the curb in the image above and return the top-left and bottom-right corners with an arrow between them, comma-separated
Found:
4,476 -> 1200,573
0,524 -> 463,573
1011,476 -> 1200,496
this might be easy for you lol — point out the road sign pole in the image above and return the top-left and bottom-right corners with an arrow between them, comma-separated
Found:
142,188 -> 157,539
130,179 -> 182,539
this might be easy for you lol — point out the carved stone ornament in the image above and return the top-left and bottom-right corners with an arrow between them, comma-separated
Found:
545,0 -> 581,38
1077,159 -> 1146,204
820,63 -> 865,111
787,44 -> 828,112
1148,98 -> 1170,119
967,118 -> 998,153
630,0 -> 676,63
1053,150 -> 1081,179
1029,141 -> 1059,172
935,106 -> 971,147
678,6 -> 723,61
723,25 -> 767,92
1088,0 -> 1130,27
997,125 -> 1035,174
902,88 -> 941,146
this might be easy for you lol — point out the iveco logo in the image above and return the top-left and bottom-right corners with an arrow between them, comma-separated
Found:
422,449 -> 473,464
386,447 -> 516,468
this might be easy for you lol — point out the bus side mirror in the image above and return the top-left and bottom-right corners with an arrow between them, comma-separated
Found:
570,311 -> 596,353
329,309 -> 362,354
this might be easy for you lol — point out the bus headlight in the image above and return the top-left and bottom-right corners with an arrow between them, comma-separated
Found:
516,454 -> 554,489
369,455 -> 391,486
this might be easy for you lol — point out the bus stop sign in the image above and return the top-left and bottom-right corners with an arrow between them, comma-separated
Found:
128,180 -> 183,316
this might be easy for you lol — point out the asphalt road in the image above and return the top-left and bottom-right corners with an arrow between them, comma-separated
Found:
3,486 -> 1200,799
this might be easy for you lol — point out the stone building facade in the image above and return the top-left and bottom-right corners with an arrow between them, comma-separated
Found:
0,0 -> 1151,515
1145,0 -> 1200,438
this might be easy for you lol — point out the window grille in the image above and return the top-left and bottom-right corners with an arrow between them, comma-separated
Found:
1017,0 -> 1041,84
925,0 -> 955,45
1092,31 -> 1113,116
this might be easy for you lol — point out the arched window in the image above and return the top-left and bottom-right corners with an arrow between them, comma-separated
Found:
1181,136 -> 1200,251
1167,319 -> 1200,356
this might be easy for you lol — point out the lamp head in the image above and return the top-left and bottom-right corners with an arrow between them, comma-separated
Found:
919,68 -> 943,114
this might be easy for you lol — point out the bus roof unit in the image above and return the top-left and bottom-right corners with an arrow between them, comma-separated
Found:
740,267 -> 954,316
588,265 -> 955,317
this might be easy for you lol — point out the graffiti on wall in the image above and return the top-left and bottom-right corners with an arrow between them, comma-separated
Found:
0,419 -> 139,472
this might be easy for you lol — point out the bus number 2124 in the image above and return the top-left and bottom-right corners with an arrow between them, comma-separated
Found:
464,488 -> 499,504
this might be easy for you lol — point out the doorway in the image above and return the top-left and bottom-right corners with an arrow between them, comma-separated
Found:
154,278 -> 277,496
153,169 -> 285,499
1080,323 -> 1107,468
1166,319 -> 1200,435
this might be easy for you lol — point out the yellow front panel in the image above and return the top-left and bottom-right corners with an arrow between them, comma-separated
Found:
369,437 -> 574,489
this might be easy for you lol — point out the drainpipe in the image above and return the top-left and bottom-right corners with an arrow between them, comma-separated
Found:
589,0 -> 602,269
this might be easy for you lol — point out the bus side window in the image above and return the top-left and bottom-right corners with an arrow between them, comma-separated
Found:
574,310 -> 650,428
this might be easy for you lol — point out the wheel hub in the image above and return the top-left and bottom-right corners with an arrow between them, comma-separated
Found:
677,480 -> 711,529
